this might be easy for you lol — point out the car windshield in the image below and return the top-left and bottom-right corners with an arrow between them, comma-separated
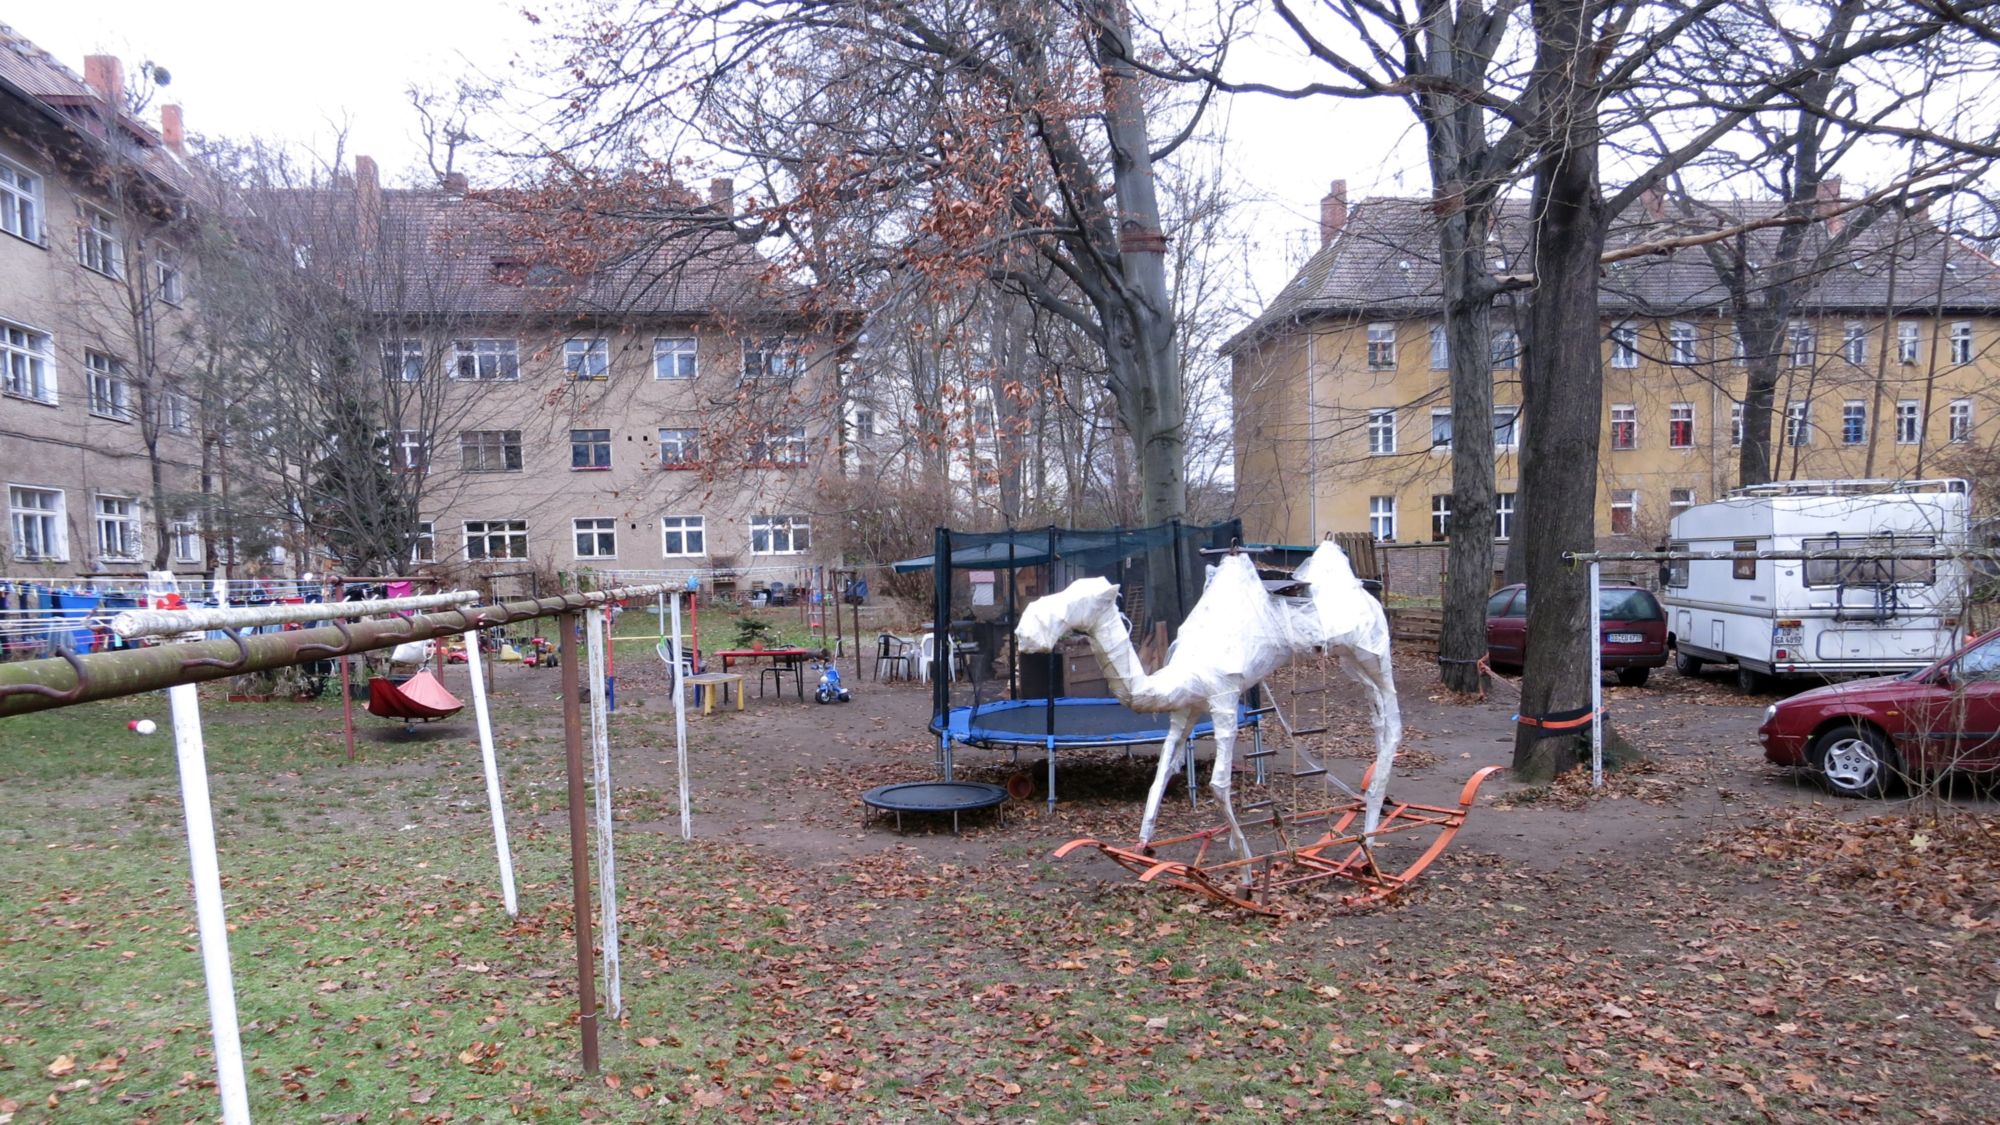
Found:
1599,589 -> 1661,621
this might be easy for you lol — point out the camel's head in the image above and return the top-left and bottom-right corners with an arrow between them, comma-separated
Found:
1294,540 -> 1360,589
1016,577 -> 1120,652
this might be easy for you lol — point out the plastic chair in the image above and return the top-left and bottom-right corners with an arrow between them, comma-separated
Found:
875,634 -> 912,681
760,656 -> 805,700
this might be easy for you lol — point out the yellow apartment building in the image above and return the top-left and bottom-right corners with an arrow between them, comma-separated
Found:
1227,185 -> 2000,550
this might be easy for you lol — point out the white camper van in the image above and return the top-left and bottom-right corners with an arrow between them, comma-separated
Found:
1661,479 -> 1970,691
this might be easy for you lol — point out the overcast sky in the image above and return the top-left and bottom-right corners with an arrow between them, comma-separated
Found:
12,2 -> 1428,307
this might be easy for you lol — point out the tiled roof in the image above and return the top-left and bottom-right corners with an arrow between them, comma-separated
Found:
1225,195 -> 2000,354
0,21 -> 188,192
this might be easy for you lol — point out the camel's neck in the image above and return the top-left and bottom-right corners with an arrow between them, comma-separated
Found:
1075,604 -> 1152,704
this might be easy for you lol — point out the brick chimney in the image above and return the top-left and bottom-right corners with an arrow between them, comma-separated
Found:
709,177 -> 734,216
83,55 -> 124,112
1815,177 -> 1844,233
160,104 -> 184,154
442,170 -> 469,194
355,155 -> 381,247
1640,186 -> 1666,220
1319,180 -> 1348,247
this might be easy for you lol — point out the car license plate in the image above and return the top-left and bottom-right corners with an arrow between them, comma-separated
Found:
1606,632 -> 1643,644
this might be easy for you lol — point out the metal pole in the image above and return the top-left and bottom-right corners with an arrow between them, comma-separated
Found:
584,608 -> 622,1020
559,613 -> 600,1075
671,592 -> 692,840
113,590 -> 479,636
168,681 -> 251,1125
1045,524 -> 1059,810
463,628 -> 518,918
1589,560 -> 1604,790
933,527 -> 952,778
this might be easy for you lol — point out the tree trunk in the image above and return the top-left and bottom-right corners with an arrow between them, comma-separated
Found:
1438,203 -> 1497,693
1513,0 -> 1607,780
1735,314 -> 1784,486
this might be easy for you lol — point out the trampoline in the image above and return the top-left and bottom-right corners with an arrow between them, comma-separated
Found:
931,697 -> 1260,810
861,781 -> 1007,834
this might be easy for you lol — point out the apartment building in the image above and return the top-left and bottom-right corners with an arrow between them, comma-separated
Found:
1227,183 -> 2000,548
0,28 -> 204,578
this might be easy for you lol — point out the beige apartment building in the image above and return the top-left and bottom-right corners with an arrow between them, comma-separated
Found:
1228,184 -> 2000,549
0,30 -> 204,578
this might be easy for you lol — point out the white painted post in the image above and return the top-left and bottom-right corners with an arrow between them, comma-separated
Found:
583,607 -> 623,1019
1589,559 -> 1604,790
168,682 -> 253,1125
670,593 -> 692,840
462,629 -> 518,918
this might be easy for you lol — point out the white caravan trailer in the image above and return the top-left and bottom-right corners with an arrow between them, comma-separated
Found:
1662,479 -> 1970,691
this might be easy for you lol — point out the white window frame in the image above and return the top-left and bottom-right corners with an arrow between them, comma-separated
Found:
166,391 -> 194,435
1895,399 -> 1921,445
752,425 -> 809,466
1609,489 -> 1638,535
464,519 -> 529,561
1609,323 -> 1638,369
658,427 -> 701,467
382,338 -> 424,382
0,319 -> 55,405
1366,323 -> 1396,369
392,429 -> 430,472
1429,408 -> 1453,452
1841,400 -> 1867,446
1785,401 -> 1810,446
452,338 -> 521,381
1669,488 -> 1695,515
653,336 -> 698,380
572,517 -> 617,560
85,351 -> 130,421
8,484 -> 66,561
1368,495 -> 1396,542
169,512 -> 202,563
1668,322 -> 1697,366
1728,330 -> 1746,367
570,428 -> 612,471
750,514 -> 811,555
1365,409 -> 1397,455
1667,402 -> 1694,449
1491,330 -> 1518,370
1730,402 -> 1745,447
1950,322 -> 1973,365
1898,321 -> 1921,364
78,207 -> 123,277
741,336 -> 802,382
0,157 -> 41,243
1949,398 -> 1973,444
1494,492 -> 1515,541
459,429 -> 523,472
1430,494 -> 1451,542
412,521 -> 436,564
1787,322 -> 1814,367
1842,322 -> 1867,366
565,337 -> 611,379
94,493 -> 142,562
661,515 -> 706,558
154,257 -> 184,306
1427,323 -> 1448,370
1493,405 -> 1521,451
1610,404 -> 1637,450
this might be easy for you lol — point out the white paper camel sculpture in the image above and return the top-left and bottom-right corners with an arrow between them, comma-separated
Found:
1016,540 -> 1403,866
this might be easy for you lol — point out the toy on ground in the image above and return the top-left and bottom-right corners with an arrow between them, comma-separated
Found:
814,662 -> 851,704
366,669 -> 465,733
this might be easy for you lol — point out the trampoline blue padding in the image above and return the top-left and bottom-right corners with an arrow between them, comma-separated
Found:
931,697 -> 1252,748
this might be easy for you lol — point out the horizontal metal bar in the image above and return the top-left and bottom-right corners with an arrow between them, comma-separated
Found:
1568,548 -> 1995,563
112,591 -> 481,638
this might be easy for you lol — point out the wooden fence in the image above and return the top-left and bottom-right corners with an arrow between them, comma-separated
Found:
1388,606 -> 1443,655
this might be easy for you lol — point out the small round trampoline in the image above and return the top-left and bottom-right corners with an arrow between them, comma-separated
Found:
862,781 -> 1007,834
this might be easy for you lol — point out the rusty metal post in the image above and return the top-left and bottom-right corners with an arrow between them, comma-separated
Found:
560,611 -> 601,1075
340,654 -> 355,762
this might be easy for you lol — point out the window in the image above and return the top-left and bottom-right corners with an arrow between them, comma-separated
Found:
1668,402 -> 1694,449
412,521 -> 436,563
1665,540 -> 1690,589
1898,321 -> 1921,364
1728,330 -> 1746,366
0,158 -> 40,242
1428,324 -> 1448,369
1732,538 -> 1757,581
1785,401 -> 1810,446
1802,535 -> 1935,588
565,338 -> 610,379
653,336 -> 698,380
661,515 -> 706,557
1669,488 -> 1695,516
570,428 -> 612,470
1668,322 -> 1697,365
94,495 -> 141,561
1610,404 -> 1636,450
86,352 -> 129,421
392,429 -> 429,472
1951,322 -> 1973,365
452,338 -> 520,381
742,336 -> 802,381
1842,401 -> 1867,445
1430,494 -> 1451,541
1366,409 -> 1396,455
1895,400 -> 1921,445
658,427 -> 701,467
169,513 -> 201,563
1730,402 -> 1744,447
1609,323 -> 1638,369
166,392 -> 194,435
573,517 -> 617,559
750,514 -> 810,554
1494,492 -> 1515,540
1366,323 -> 1396,368
155,258 -> 184,306
751,425 -> 809,466
1368,496 -> 1396,542
8,486 -> 64,561
1950,399 -> 1973,443
852,408 -> 876,437
1,321 -> 54,404
1491,330 -> 1518,370
459,430 -> 523,472
78,208 -> 122,277
1842,322 -> 1867,366
1787,322 -> 1814,367
465,519 -> 528,560
1493,405 -> 1520,450
1609,489 -> 1637,535
381,339 -> 424,382
1429,408 -> 1453,451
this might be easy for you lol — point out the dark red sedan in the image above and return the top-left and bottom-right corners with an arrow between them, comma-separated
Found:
1758,627 -> 2000,798
1485,583 -> 1671,686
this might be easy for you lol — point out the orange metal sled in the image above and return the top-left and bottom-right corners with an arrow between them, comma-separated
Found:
1055,766 -> 1502,917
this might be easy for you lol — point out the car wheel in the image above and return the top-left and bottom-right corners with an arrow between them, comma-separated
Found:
1616,666 -> 1650,687
1675,651 -> 1703,676
1809,723 -> 1899,799
1736,665 -> 1767,694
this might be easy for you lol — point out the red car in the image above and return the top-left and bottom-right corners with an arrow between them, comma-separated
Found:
1758,627 -> 2000,798
1485,583 -> 1671,686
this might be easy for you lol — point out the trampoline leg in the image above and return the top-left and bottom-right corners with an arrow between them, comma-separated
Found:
1252,725 -> 1266,786
1045,742 -> 1057,813
1185,732 -> 1197,808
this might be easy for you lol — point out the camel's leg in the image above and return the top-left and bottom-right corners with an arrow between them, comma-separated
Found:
1351,647 -> 1403,840
1137,710 -> 1192,849
1205,693 -> 1254,871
